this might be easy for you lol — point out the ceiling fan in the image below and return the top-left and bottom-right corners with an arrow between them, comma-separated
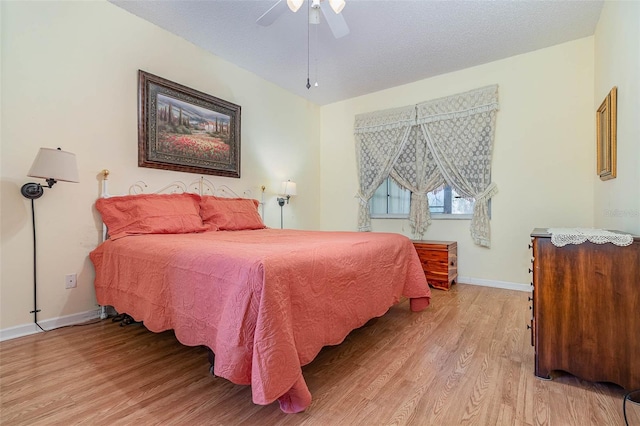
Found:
257,0 -> 350,39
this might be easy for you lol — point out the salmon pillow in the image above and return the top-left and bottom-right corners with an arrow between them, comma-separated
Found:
96,193 -> 208,240
199,196 -> 265,231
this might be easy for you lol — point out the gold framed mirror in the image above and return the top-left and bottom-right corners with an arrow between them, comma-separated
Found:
596,86 -> 617,181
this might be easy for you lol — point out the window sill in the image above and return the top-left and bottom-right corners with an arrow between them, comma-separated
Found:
370,214 -> 410,219
432,214 -> 473,220
371,214 -> 472,220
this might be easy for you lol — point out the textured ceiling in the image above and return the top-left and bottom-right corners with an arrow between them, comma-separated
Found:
110,0 -> 604,105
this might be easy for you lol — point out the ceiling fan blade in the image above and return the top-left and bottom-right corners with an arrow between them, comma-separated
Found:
319,0 -> 349,38
257,0 -> 287,26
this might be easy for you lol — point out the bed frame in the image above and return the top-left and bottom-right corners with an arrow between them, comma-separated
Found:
92,170 -> 430,412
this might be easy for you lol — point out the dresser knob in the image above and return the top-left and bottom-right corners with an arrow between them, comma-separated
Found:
529,268 -> 533,273
450,261 -> 454,266
526,324 -> 532,330
528,244 -> 532,249
528,296 -> 532,301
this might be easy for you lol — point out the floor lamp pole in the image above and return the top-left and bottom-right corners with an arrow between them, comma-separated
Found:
21,182 -> 45,332
29,199 -> 43,331
278,197 -> 285,229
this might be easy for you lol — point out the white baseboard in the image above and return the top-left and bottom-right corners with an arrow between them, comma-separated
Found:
457,276 -> 531,292
0,308 -> 104,342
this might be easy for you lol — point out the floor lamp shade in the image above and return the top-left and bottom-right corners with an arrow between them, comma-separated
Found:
28,148 -> 80,183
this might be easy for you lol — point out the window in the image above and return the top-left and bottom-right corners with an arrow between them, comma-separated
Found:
370,178 -> 410,218
427,185 -> 475,217
370,178 -> 475,219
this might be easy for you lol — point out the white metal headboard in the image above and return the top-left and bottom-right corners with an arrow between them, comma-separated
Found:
101,170 -> 245,198
127,178 -> 244,198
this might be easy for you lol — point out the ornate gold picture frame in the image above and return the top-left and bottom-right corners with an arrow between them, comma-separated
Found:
138,70 -> 241,178
596,86 -> 617,181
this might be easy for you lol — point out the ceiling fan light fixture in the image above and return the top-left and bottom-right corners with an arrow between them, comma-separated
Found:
329,0 -> 345,14
287,0 -> 304,13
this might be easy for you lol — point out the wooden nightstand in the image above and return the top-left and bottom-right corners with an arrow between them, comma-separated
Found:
412,240 -> 457,290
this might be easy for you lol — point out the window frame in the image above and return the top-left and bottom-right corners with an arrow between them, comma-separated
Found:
369,177 -> 476,220
369,177 -> 411,219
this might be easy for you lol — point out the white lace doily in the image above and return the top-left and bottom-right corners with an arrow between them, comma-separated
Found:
547,228 -> 633,247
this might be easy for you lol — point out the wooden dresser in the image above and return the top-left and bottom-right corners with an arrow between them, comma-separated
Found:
529,228 -> 640,390
412,240 -> 457,290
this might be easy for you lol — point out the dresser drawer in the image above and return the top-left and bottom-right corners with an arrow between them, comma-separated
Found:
412,240 -> 457,290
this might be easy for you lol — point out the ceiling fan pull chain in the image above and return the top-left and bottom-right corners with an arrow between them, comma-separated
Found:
314,21 -> 319,87
306,0 -> 311,89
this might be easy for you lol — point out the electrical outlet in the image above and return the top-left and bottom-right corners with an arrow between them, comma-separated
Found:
65,273 -> 77,289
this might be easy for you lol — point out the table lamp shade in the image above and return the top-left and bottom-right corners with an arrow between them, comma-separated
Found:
280,181 -> 297,197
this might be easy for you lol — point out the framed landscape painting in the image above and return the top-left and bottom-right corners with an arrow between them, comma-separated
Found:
138,70 -> 241,178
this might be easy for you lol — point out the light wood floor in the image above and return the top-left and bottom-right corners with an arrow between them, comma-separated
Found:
1,284 -> 637,425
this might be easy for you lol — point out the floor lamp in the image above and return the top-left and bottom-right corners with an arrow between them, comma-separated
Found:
276,180 -> 297,229
21,147 -> 79,331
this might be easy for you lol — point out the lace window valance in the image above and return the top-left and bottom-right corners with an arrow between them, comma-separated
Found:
354,85 -> 499,247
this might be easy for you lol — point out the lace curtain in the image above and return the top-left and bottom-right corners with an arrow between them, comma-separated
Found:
390,126 -> 444,236
354,85 -> 499,247
354,105 -> 415,231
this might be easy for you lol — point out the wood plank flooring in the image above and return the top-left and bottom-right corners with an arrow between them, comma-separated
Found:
1,284 -> 637,425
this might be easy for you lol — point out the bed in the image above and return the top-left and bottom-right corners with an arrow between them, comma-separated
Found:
90,173 -> 431,413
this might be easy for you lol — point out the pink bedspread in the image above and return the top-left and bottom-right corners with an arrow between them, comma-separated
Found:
90,229 -> 430,412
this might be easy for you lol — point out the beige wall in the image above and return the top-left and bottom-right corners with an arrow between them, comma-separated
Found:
593,1 -> 640,234
0,1 -> 320,331
319,38 -> 595,287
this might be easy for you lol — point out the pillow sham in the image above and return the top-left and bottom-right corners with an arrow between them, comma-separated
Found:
96,193 -> 208,240
199,196 -> 266,231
